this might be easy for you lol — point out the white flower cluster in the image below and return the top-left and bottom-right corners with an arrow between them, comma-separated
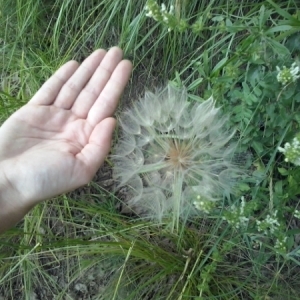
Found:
144,1 -> 174,21
144,1 -> 187,32
193,195 -> 216,214
256,210 -> 280,235
294,209 -> 300,219
274,236 -> 287,252
276,62 -> 300,85
278,134 -> 300,166
112,84 -> 239,230
222,196 -> 249,229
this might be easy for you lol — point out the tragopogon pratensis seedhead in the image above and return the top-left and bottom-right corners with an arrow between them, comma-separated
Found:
112,84 -> 239,231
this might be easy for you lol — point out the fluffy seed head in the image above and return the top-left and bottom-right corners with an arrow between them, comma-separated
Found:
112,84 -> 239,230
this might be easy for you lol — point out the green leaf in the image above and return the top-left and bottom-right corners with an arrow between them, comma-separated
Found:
258,5 -> 271,29
253,86 -> 262,96
286,32 -> 300,53
237,183 -> 250,192
266,0 -> 295,21
244,94 -> 256,105
274,180 -> 283,195
212,57 -> 228,74
188,94 -> 205,102
265,25 -> 293,34
188,78 -> 203,91
212,15 -> 224,22
287,228 -> 300,235
203,50 -> 209,74
278,167 -> 289,176
252,140 -> 264,155
281,83 -> 296,100
287,235 -> 295,250
242,81 -> 250,94
247,66 -> 262,87
267,39 -> 290,56
225,18 -> 232,27
293,113 -> 300,125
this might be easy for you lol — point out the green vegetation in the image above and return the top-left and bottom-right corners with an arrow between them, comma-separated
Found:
1,0 -> 300,298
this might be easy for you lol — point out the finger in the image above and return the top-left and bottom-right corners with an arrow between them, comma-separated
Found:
29,61 -> 79,105
87,60 -> 132,127
76,117 -> 116,181
54,49 -> 107,109
71,47 -> 124,118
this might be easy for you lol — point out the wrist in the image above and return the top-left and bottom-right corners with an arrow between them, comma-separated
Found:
0,162 -> 35,233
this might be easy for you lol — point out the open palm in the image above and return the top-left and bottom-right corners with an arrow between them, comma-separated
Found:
0,47 -> 132,205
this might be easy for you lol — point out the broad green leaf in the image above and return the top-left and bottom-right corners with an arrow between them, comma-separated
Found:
267,38 -> 290,56
212,15 -> 224,22
212,57 -> 228,74
278,167 -> 289,176
266,25 -> 293,34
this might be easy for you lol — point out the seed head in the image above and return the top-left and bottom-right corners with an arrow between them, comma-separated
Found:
112,84 -> 239,230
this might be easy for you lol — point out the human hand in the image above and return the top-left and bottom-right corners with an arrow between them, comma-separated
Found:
0,47 -> 132,229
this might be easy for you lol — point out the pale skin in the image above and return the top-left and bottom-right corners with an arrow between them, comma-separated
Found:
0,47 -> 132,233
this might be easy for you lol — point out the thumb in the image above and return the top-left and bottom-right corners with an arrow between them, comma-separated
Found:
77,118 -> 116,178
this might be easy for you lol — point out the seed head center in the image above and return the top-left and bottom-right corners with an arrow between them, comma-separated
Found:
166,139 -> 191,170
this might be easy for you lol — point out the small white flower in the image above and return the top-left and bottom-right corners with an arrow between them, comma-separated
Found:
279,135 -> 300,166
294,209 -> 300,219
275,237 -> 287,252
291,63 -> 299,77
223,196 -> 249,229
276,62 -> 300,85
146,12 -> 153,17
256,210 -> 280,235
193,195 -> 216,214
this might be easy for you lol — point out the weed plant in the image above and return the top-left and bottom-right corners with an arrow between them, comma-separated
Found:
1,0 -> 300,299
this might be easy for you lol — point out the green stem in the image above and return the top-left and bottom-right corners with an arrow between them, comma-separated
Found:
172,170 -> 184,232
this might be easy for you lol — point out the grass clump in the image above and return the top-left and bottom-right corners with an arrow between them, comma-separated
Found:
1,0 -> 300,299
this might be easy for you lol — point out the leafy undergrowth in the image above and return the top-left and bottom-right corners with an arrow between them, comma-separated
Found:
1,0 -> 300,299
